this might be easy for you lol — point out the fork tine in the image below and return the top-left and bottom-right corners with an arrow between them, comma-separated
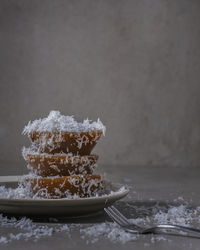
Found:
104,207 -> 129,226
111,206 -> 130,225
111,206 -> 142,231
107,207 -> 130,226
104,208 -> 127,227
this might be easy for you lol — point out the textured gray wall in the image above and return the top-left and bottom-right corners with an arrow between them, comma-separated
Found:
0,0 -> 200,174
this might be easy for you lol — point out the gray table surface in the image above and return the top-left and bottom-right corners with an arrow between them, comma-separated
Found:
0,164 -> 200,250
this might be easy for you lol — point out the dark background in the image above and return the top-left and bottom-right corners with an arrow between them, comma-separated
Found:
0,0 -> 200,175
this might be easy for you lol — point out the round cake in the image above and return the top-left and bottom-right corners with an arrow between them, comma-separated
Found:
23,148 -> 98,177
24,175 -> 104,198
22,111 -> 105,155
27,130 -> 103,155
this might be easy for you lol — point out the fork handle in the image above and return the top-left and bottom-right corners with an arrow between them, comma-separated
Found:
143,224 -> 200,236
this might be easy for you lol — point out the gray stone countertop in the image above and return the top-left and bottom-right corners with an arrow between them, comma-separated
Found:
0,164 -> 200,250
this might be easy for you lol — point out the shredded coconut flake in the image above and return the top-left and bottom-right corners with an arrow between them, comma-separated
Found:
0,182 -> 126,200
0,202 -> 200,245
22,111 -> 106,135
81,204 -> 200,244
0,214 -> 70,244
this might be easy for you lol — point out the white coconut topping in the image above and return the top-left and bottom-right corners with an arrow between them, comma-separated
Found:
22,146 -> 73,158
0,182 -> 126,200
22,111 -> 106,135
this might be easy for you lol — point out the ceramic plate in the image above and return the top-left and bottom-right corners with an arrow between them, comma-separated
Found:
0,176 -> 129,216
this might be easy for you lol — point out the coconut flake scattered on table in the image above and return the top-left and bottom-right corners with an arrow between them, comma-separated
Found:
0,214 -> 69,244
81,204 -> 200,244
0,201 -> 200,245
22,111 -> 106,135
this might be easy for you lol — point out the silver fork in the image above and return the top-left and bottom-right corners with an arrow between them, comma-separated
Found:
104,206 -> 200,236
